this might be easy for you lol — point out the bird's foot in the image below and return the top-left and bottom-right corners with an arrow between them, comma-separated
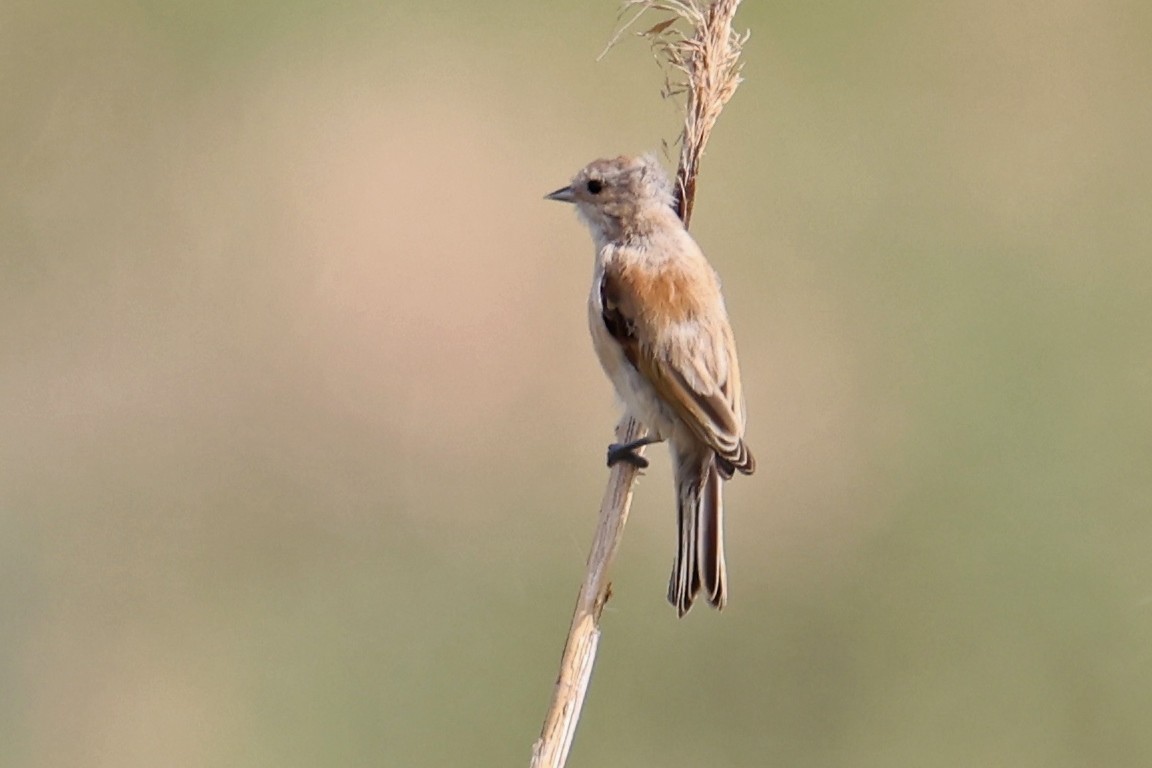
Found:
606,436 -> 659,469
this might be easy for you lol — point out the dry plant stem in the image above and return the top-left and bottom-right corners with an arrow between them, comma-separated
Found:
530,416 -> 647,768
611,0 -> 747,225
531,2 -> 745,766
671,0 -> 744,226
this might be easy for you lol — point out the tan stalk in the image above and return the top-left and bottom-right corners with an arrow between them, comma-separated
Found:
531,3 -> 746,766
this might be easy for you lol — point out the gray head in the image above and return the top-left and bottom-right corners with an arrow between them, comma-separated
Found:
545,155 -> 676,238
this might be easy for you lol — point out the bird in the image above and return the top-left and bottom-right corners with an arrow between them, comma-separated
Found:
545,154 -> 755,616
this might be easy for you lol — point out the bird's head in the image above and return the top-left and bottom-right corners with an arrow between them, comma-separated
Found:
545,154 -> 676,240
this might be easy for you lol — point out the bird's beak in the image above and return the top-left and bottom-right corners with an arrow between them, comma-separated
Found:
544,185 -> 576,203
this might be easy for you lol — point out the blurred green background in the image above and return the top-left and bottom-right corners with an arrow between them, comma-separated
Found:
3,1 -> 1151,766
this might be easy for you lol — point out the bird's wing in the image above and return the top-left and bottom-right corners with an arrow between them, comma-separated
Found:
601,255 -> 753,473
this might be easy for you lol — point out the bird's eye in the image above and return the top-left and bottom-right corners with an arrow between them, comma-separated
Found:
586,179 -> 603,195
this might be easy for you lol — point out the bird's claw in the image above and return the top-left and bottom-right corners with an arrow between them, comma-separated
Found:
607,443 -> 650,469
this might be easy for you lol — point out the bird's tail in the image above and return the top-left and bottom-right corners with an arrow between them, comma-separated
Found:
668,451 -> 727,617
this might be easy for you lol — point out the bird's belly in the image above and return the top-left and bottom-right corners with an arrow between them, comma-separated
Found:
587,293 -> 681,441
